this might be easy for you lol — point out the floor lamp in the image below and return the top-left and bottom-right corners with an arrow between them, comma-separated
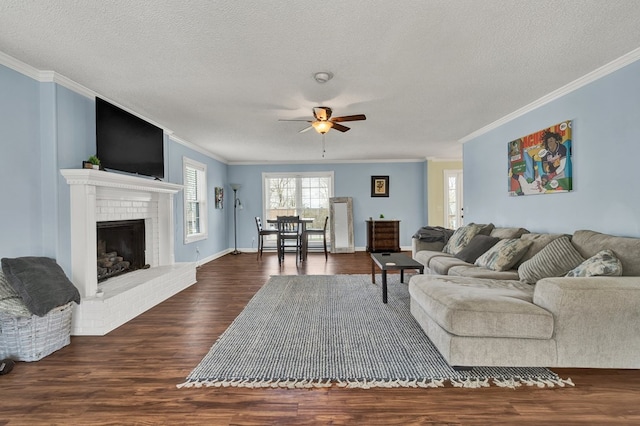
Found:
230,183 -> 242,255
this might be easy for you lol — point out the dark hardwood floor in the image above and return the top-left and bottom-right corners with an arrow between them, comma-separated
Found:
2,251 -> 639,425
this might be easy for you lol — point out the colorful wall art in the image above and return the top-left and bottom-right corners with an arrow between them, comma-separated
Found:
508,120 -> 572,196
215,187 -> 224,209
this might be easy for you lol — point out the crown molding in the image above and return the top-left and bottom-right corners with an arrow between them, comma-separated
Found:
460,47 -> 640,144
426,157 -> 463,163
0,51 -> 40,79
228,158 -> 426,166
44,70 -> 96,98
0,50 -> 179,146
169,135 -> 229,164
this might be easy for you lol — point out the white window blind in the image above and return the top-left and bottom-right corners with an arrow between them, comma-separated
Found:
183,157 -> 207,243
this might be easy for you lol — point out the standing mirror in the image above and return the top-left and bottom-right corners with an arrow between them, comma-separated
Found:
330,197 -> 354,253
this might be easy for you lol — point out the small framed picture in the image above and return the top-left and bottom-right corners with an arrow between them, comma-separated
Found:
215,187 -> 224,209
371,176 -> 389,197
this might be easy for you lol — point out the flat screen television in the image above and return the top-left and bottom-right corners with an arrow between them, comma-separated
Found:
96,97 -> 165,179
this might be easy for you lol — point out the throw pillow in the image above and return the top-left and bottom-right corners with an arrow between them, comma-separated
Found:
1,257 -> 81,317
442,224 -> 483,255
516,233 -> 566,265
469,222 -> 495,236
454,235 -> 500,264
518,236 -> 585,284
566,249 -> 623,277
474,238 -> 532,271
489,227 -> 529,239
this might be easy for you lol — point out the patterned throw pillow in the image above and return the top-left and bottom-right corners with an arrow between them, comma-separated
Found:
566,249 -> 623,277
518,236 -> 585,284
474,238 -> 532,271
442,224 -> 483,255
489,227 -> 529,239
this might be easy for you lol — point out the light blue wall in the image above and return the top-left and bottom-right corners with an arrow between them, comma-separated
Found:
53,84 -> 97,273
0,65 -> 43,257
227,161 -> 426,250
464,59 -> 640,237
166,139 -> 229,262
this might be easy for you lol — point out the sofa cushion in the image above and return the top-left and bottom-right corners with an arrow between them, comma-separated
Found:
409,275 -> 554,339
414,250 -> 452,269
454,235 -> 500,264
516,233 -> 566,265
571,230 -> 640,276
489,227 -> 529,239
474,238 -> 532,271
566,249 -> 623,277
442,224 -> 483,255
448,265 -> 520,280
428,256 -> 473,275
518,236 -> 585,284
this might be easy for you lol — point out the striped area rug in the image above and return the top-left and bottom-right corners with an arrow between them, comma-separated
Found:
179,274 -> 572,389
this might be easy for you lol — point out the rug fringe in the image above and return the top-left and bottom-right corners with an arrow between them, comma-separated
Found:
450,378 -> 491,388
177,378 -> 467,389
178,375 -> 573,389
492,376 -> 575,389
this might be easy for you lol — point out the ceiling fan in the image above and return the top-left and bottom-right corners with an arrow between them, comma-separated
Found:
280,106 -> 366,134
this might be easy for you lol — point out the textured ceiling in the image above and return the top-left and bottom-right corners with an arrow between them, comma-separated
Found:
2,1 -> 640,163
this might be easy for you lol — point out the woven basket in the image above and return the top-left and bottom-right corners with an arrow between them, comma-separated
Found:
0,302 -> 73,362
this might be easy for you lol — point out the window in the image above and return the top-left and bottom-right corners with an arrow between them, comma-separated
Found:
183,157 -> 207,243
443,169 -> 463,229
263,172 -> 333,244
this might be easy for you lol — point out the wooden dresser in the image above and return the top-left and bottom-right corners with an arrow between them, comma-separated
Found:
366,220 -> 400,252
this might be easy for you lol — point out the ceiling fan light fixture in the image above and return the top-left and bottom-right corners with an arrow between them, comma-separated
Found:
313,71 -> 333,84
312,120 -> 333,134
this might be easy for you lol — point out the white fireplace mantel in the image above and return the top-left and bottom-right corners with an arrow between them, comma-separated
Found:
61,168 -> 184,194
61,169 -> 195,335
61,169 -> 183,298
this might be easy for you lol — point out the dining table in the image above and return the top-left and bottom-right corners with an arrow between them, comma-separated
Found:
267,218 -> 315,261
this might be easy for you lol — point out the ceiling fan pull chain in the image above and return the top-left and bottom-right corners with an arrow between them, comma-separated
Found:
322,134 -> 326,158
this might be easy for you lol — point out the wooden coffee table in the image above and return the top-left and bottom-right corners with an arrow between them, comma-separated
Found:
370,252 -> 424,303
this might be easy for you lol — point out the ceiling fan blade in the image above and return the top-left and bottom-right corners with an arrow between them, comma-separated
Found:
279,118 -> 313,122
331,114 -> 366,123
299,125 -> 314,133
331,123 -> 351,132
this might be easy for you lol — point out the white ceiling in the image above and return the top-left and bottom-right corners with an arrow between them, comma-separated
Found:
2,1 -> 640,164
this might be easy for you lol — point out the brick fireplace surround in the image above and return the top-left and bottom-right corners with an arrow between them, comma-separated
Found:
61,169 -> 197,335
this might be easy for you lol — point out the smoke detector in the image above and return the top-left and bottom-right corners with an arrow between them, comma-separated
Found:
313,71 -> 333,83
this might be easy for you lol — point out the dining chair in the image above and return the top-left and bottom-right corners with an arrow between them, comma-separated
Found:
302,216 -> 329,261
255,217 -> 278,260
276,216 -> 301,265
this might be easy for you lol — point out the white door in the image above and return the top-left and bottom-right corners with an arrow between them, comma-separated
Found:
443,169 -> 463,229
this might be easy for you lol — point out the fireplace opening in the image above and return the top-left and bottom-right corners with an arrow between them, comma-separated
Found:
97,219 -> 148,282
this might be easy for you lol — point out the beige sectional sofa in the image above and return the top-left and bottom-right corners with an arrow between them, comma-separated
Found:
409,227 -> 640,369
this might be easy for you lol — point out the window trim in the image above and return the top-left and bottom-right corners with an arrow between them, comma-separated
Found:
443,169 -> 463,229
183,157 -> 208,244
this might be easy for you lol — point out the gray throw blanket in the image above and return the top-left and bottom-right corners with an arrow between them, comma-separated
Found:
412,226 -> 454,243
1,257 -> 81,316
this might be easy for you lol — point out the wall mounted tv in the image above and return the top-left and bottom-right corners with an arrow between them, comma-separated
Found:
96,97 -> 165,179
